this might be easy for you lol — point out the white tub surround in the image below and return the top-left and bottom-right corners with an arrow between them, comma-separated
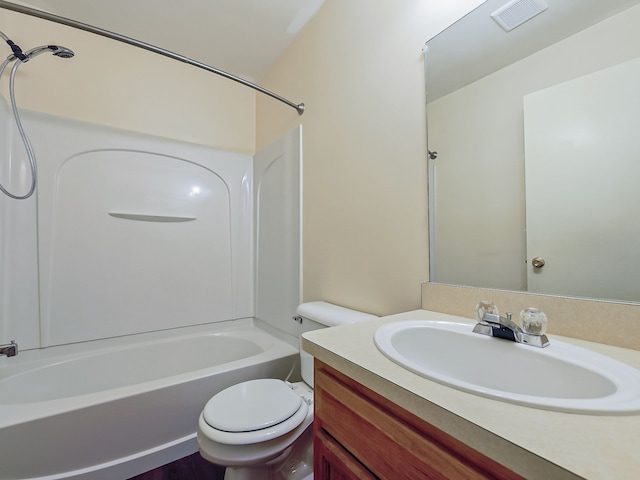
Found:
1,106 -> 254,349
1,105 -> 302,350
303,310 -> 640,480
0,98 -> 303,479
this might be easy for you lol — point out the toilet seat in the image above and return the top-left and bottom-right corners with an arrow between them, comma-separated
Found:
201,379 -> 310,445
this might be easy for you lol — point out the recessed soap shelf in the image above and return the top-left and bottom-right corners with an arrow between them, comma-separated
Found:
108,212 -> 196,223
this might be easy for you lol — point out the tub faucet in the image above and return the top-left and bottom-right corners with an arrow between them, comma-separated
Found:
0,340 -> 18,357
473,312 -> 549,348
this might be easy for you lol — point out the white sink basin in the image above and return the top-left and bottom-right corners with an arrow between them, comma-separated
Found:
374,320 -> 640,415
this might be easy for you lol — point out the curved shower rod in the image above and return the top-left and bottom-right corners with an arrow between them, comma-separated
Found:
0,0 -> 305,115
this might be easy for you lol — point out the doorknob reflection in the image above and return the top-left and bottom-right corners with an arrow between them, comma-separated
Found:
531,257 -> 546,268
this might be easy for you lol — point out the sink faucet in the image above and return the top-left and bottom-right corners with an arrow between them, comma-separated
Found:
0,340 -> 18,357
473,312 -> 549,348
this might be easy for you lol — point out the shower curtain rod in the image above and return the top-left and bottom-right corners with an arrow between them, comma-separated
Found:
0,1 -> 305,115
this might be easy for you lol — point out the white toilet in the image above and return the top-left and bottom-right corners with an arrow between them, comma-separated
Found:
197,301 -> 377,480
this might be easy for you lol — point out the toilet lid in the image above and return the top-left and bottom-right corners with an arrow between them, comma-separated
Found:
203,379 -> 303,433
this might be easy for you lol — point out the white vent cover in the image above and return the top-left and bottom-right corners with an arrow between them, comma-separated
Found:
491,0 -> 548,32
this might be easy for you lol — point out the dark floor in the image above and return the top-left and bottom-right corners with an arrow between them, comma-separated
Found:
129,453 -> 225,480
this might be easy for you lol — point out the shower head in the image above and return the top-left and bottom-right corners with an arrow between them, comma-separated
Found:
22,45 -> 74,61
51,46 -> 74,59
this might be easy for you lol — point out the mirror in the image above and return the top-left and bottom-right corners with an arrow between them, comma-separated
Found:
426,0 -> 640,304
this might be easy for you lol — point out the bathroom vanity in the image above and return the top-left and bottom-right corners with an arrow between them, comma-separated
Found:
314,361 -> 521,479
303,310 -> 640,479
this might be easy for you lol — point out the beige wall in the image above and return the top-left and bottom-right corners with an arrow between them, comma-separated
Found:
256,0 -> 485,316
0,10 -> 255,152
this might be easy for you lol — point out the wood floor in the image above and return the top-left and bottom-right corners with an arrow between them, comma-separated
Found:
129,453 -> 225,480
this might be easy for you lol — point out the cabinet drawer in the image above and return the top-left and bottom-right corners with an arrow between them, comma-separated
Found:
314,361 -> 522,480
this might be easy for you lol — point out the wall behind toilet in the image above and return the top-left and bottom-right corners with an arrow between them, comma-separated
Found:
256,0 -> 486,316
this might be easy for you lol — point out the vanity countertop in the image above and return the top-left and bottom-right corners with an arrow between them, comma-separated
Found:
302,309 -> 640,480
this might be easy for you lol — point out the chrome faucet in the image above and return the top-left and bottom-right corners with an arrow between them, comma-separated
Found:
0,340 -> 18,357
473,312 -> 550,348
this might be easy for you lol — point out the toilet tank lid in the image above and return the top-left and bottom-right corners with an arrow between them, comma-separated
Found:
296,301 -> 378,327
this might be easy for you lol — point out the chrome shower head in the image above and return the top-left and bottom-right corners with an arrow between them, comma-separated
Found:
52,46 -> 74,59
22,45 -> 74,61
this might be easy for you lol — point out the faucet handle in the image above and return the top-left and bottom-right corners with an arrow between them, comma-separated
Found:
520,308 -> 548,336
475,301 -> 498,322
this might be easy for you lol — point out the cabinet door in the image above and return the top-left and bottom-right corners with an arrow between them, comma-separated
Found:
314,428 -> 377,480
314,361 -> 523,480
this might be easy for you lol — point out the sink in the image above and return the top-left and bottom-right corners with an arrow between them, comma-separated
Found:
374,320 -> 640,415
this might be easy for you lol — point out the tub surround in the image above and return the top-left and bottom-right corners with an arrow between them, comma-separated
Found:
1,107 -> 254,350
0,92 -> 302,479
302,310 -> 640,480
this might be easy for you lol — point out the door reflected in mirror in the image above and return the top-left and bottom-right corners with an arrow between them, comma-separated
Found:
426,0 -> 640,303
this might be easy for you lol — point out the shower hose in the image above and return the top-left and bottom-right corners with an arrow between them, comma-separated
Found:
0,56 -> 38,200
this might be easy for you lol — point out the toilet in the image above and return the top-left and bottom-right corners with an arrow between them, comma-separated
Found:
197,301 -> 377,480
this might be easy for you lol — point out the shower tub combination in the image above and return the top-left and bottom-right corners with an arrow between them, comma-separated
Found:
0,90 -> 301,476
0,320 -> 298,480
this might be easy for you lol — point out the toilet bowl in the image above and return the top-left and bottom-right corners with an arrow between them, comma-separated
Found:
197,301 -> 377,480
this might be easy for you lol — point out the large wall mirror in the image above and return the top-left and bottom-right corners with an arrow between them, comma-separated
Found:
426,0 -> 640,304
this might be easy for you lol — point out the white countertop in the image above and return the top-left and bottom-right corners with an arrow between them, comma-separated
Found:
302,309 -> 640,480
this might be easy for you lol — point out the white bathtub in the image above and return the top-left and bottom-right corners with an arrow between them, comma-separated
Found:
0,319 -> 298,480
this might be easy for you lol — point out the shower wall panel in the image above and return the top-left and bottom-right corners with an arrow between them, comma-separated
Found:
254,127 -> 302,339
0,97 -> 40,349
2,109 -> 254,348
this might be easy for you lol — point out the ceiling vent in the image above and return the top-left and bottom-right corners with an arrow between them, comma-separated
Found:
491,0 -> 548,32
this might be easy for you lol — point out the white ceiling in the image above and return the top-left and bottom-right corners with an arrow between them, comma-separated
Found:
8,0 -> 326,81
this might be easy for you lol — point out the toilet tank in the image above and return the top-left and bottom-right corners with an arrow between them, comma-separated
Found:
296,301 -> 378,388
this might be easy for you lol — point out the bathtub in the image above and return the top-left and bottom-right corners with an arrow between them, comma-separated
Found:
0,319 -> 298,480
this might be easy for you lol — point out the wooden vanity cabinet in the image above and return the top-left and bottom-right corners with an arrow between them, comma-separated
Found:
313,361 -> 523,480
